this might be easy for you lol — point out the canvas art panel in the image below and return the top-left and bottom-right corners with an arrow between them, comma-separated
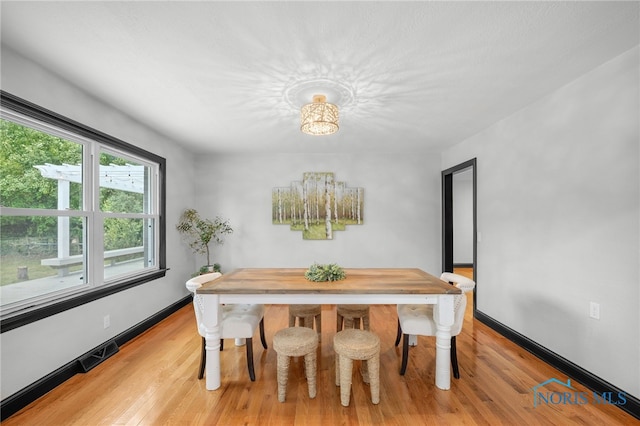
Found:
272,172 -> 363,240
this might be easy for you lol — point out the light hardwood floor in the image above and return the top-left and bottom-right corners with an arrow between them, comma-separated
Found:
4,269 -> 637,425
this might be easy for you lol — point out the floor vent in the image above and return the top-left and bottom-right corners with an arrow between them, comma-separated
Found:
78,340 -> 119,373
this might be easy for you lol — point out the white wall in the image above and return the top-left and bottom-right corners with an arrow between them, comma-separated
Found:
442,47 -> 640,397
0,47 -> 197,399
191,153 -> 442,273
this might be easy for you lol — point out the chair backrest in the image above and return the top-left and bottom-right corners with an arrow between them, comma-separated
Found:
451,294 -> 467,335
440,272 -> 476,335
440,272 -> 475,294
185,272 -> 222,336
186,272 -> 222,293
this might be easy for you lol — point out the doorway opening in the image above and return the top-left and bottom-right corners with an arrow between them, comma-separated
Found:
442,158 -> 477,312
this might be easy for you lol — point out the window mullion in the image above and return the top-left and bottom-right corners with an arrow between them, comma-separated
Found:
88,147 -> 104,287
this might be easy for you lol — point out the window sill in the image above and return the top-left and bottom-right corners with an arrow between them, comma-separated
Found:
0,269 -> 168,333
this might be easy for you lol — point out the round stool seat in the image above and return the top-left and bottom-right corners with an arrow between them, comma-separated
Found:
273,327 -> 319,403
289,304 -> 322,341
337,304 -> 369,316
336,304 -> 370,331
333,329 -> 380,406
334,329 -> 379,359
289,304 -> 321,317
273,326 -> 318,356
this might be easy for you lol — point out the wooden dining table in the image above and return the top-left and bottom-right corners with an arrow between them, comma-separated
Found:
196,267 -> 461,391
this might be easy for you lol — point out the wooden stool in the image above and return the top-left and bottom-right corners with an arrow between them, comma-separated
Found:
336,304 -> 370,331
333,329 -> 380,406
288,304 -> 322,341
273,327 -> 319,403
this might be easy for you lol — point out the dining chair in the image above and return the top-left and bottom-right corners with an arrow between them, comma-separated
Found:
395,272 -> 475,378
186,272 -> 268,381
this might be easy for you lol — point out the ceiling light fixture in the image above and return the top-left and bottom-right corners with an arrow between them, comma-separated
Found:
300,94 -> 339,136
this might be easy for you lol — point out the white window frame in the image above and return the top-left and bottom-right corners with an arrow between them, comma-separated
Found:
94,146 -> 160,286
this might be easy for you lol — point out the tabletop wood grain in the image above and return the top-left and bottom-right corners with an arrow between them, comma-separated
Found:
196,268 -> 461,295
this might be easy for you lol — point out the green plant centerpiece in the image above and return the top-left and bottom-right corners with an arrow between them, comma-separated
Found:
304,263 -> 346,282
176,208 -> 233,274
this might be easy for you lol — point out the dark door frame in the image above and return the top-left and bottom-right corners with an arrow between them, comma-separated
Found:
442,158 -> 477,312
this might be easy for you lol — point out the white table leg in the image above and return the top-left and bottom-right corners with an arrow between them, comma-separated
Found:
434,294 -> 454,390
202,294 -> 222,390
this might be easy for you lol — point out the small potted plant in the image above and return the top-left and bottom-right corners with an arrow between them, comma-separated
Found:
304,263 -> 346,282
176,208 -> 233,274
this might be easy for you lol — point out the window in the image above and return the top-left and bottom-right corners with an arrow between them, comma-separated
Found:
0,92 -> 166,331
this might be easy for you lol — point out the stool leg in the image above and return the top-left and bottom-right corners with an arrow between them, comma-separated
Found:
368,355 -> 380,404
304,351 -> 317,399
302,315 -> 314,330
345,317 -> 354,329
363,314 -> 370,331
315,313 -> 322,342
335,350 -> 340,386
339,355 -> 353,407
337,313 -> 343,331
354,317 -> 361,330
288,313 -> 295,327
277,353 -> 290,403
361,359 -> 370,384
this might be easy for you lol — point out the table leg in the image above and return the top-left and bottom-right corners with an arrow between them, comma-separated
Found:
203,294 -> 222,390
434,295 -> 454,390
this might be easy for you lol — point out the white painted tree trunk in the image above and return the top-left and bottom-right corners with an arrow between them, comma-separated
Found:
333,181 -> 339,223
357,188 -> 362,224
325,176 -> 332,239
303,180 -> 309,230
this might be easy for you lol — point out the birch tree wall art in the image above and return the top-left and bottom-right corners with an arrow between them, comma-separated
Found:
272,172 -> 364,240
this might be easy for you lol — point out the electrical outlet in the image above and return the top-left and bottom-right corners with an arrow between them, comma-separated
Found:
589,302 -> 600,320
103,314 -> 111,329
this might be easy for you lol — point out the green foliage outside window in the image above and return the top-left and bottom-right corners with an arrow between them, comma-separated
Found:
1,119 -> 145,254
0,119 -> 82,238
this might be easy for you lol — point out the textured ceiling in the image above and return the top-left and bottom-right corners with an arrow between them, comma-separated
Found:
1,1 -> 638,154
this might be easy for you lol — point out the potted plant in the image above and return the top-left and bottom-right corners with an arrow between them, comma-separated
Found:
176,208 -> 233,274
304,263 -> 346,282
